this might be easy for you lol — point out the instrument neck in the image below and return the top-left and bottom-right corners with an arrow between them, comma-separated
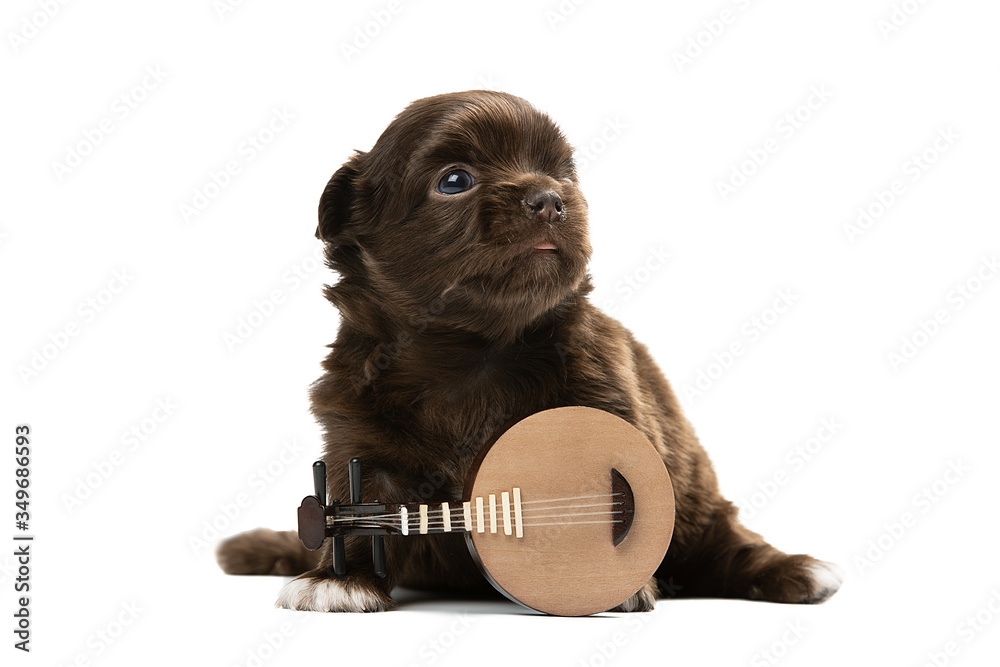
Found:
328,491 -> 524,538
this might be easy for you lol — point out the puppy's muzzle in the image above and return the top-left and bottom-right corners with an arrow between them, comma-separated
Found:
523,190 -> 565,225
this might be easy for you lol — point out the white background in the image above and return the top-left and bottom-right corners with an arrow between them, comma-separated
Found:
3,1 -> 999,665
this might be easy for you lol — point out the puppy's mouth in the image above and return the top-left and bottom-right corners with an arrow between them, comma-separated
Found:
532,241 -> 558,254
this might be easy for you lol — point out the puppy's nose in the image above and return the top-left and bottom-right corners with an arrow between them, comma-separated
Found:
523,190 -> 564,224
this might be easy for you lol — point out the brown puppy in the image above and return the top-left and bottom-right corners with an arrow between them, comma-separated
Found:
216,91 -> 843,612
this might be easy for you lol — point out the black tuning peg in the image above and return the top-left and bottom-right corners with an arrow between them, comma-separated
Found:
349,458 -> 362,504
312,460 -> 326,501
372,532 -> 386,579
348,458 -> 387,579
313,460 -> 346,576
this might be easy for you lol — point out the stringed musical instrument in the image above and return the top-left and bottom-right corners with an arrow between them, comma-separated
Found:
296,406 -> 675,616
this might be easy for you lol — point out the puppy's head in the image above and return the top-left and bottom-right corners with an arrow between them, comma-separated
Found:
318,91 -> 591,344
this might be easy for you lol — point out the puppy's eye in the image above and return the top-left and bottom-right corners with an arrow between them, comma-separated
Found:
437,169 -> 475,194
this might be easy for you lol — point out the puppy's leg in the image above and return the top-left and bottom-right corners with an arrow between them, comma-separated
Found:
616,339 -> 842,604
657,502 -> 843,604
276,534 -> 410,613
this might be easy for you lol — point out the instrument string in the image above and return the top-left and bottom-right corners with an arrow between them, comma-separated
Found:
335,517 -> 627,529
327,504 -> 623,524
329,509 -> 627,529
518,519 -> 625,527
421,509 -> 623,523
326,493 -> 625,524
519,492 -> 624,505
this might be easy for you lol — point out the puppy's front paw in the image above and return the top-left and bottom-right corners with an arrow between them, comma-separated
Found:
276,574 -> 393,612
749,556 -> 844,604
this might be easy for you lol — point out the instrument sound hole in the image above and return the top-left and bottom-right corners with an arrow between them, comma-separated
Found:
611,468 -> 635,547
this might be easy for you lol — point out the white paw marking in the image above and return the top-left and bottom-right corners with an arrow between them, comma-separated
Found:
806,561 -> 844,602
275,577 -> 387,612
613,585 -> 656,612
616,595 -> 644,612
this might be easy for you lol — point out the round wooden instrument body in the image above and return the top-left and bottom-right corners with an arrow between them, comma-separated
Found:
464,406 -> 675,616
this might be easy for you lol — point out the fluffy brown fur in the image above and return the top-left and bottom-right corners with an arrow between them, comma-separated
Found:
216,91 -> 843,612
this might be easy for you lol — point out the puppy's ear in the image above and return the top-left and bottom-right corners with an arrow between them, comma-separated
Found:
316,157 -> 361,243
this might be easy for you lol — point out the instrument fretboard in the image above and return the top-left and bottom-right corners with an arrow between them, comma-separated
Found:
330,489 -> 526,538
